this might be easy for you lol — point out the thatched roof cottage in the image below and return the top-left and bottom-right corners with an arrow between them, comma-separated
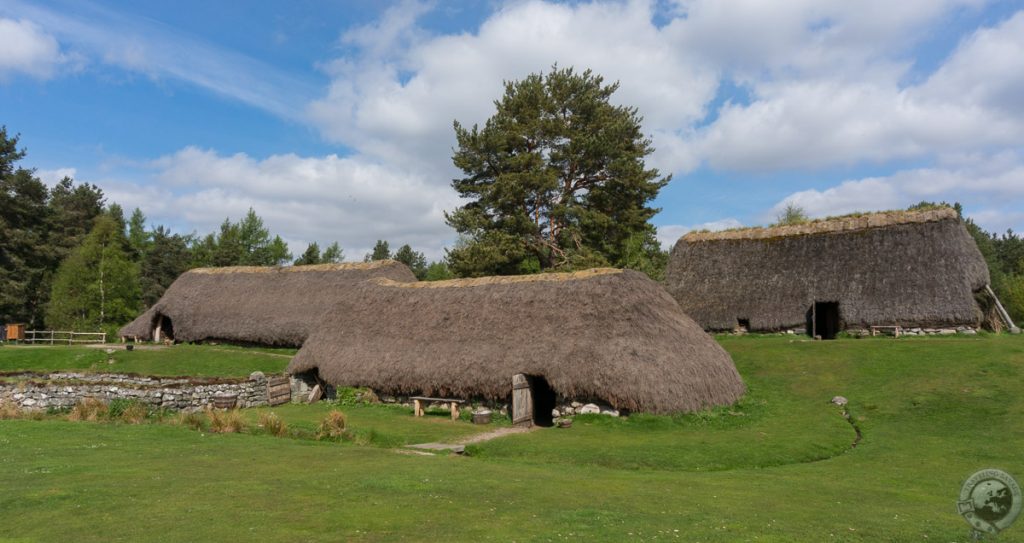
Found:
287,269 -> 746,416
664,208 -> 991,337
119,261 -> 417,346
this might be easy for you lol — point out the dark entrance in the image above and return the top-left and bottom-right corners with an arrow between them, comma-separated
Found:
812,301 -> 841,340
153,314 -> 174,342
511,374 -> 556,427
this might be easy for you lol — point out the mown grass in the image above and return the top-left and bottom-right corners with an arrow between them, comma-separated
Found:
241,402 -> 497,448
0,343 -> 290,377
0,335 -> 1022,541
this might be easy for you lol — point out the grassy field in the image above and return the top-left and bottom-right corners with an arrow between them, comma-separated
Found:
1,335 -> 1023,541
0,343 -> 291,377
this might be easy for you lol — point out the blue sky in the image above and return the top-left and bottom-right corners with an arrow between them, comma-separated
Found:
2,0 -> 1023,259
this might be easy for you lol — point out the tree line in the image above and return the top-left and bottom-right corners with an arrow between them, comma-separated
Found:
0,127 -> 447,335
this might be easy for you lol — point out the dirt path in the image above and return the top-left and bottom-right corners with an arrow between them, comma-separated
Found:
403,425 -> 536,455
455,425 -> 534,444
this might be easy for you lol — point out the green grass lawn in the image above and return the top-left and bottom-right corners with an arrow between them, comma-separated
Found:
0,343 -> 291,377
242,402 -> 502,447
1,335 -> 1023,541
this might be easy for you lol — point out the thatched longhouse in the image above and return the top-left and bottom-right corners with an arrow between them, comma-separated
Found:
119,261 -> 417,346
665,208 -> 991,335
287,269 -> 746,415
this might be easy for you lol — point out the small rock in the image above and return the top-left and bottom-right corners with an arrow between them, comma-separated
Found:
551,408 -> 561,418
22,398 -> 37,407
248,371 -> 265,381
960,329 -> 977,335
600,408 -> 619,417
939,329 -> 956,335
831,396 -> 848,406
579,403 -> 600,414
571,401 -> 582,408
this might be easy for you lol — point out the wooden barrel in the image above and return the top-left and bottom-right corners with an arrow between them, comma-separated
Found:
472,410 -> 492,425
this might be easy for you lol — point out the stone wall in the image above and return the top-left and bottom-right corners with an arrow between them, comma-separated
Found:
0,372 -> 275,411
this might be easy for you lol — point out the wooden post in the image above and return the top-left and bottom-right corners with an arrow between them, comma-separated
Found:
450,402 -> 458,421
413,399 -> 422,417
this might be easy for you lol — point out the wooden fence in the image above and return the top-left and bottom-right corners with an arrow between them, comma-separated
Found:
22,330 -> 108,345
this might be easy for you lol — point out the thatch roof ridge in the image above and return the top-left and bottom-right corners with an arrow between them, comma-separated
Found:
289,269 -> 746,414
188,260 -> 404,275
375,268 -> 622,289
117,260 -> 418,345
682,207 -> 957,242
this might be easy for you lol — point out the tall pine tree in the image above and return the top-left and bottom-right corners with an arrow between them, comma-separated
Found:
445,66 -> 668,277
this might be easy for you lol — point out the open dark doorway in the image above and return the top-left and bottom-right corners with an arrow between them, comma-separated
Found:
153,314 -> 174,342
511,374 -> 556,427
813,301 -> 841,340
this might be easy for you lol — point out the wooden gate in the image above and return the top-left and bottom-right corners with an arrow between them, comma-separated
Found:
512,374 -> 533,426
266,376 -> 291,406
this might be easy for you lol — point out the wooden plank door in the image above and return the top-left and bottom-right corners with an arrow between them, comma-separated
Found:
512,374 -> 533,426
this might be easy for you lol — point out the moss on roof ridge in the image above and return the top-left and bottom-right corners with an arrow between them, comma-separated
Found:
683,207 -> 958,242
375,267 -> 622,289
189,260 -> 403,275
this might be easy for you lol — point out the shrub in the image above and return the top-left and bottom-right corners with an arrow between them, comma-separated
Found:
119,402 -> 149,424
0,401 -> 23,420
178,411 -> 206,431
258,412 -> 288,437
206,407 -> 246,434
68,398 -> 109,422
316,410 -> 348,440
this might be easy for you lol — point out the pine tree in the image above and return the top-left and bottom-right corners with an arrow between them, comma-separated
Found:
127,208 -> 150,260
295,242 -> 321,265
364,240 -> 391,262
445,66 -> 668,277
140,226 -> 191,307
0,131 -> 51,325
393,244 -> 428,279
321,242 -> 344,263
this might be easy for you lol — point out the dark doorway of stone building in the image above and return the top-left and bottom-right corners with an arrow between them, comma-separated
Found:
813,301 -> 841,340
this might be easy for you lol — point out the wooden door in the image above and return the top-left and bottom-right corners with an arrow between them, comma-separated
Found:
512,374 -> 533,426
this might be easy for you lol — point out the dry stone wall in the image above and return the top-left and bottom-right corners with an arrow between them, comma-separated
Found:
0,372 -> 275,411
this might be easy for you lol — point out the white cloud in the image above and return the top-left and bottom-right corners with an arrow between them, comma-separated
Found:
656,218 -> 743,250
0,1 -> 314,120
307,0 -> 719,176
689,8 -> 1024,172
0,18 -> 69,79
769,152 -> 1024,231
102,147 -> 461,261
35,167 -> 77,186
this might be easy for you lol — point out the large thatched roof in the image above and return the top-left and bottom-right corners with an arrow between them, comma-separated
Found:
665,208 -> 991,331
119,261 -> 417,346
287,269 -> 745,414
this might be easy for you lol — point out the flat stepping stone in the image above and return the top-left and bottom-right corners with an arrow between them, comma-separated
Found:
406,443 -> 465,454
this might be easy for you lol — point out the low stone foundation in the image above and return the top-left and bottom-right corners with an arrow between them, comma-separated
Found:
0,372 -> 274,411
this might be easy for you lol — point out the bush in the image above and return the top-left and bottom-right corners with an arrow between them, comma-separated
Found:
178,411 -> 206,431
206,407 -> 246,434
0,401 -> 23,420
119,402 -> 148,424
68,398 -> 109,422
316,410 -> 348,440
258,412 -> 288,437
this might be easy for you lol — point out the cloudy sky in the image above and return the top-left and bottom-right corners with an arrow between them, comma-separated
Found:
2,0 -> 1022,259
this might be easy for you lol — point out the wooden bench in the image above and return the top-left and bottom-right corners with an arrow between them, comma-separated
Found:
870,325 -> 903,337
411,396 -> 465,420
